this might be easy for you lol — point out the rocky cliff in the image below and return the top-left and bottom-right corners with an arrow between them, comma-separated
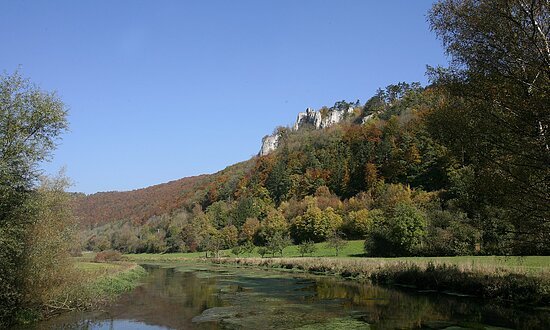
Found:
259,105 -> 354,156
259,134 -> 280,156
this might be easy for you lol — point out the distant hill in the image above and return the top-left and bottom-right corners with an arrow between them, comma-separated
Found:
73,175 -> 210,228
73,159 -> 255,228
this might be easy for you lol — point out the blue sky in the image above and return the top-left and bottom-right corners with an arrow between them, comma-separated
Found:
0,1 -> 447,194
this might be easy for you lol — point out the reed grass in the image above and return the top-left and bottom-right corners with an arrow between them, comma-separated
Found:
40,262 -> 146,319
208,257 -> 550,305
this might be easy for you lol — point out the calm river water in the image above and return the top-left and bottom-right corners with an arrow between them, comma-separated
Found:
25,263 -> 550,329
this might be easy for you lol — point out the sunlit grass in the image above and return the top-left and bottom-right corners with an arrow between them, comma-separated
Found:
42,261 -> 146,316
122,240 -> 550,275
75,261 -> 127,272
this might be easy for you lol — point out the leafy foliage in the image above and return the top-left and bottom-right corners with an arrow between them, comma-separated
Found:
298,240 -> 317,257
0,72 -> 70,326
428,0 -> 550,252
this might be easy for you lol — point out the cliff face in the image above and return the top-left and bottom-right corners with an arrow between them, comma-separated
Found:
293,106 -> 353,130
259,106 -> 354,156
259,134 -> 280,156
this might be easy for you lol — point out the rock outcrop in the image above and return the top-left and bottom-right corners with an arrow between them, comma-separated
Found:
293,107 -> 322,130
293,106 -> 353,130
259,106 -> 354,156
259,134 -> 280,156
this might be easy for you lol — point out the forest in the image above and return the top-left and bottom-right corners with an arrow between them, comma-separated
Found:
83,75 -> 548,258
1,0 -> 548,327
80,0 -> 550,258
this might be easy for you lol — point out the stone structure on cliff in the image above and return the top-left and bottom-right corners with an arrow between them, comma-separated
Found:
259,105 -> 354,156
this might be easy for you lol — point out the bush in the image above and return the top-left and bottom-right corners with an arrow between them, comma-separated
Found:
298,240 -> 317,257
257,247 -> 268,258
94,250 -> 123,263
231,246 -> 243,256
365,203 -> 427,257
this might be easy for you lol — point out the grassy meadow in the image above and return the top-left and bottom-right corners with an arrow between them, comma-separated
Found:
119,240 -> 550,276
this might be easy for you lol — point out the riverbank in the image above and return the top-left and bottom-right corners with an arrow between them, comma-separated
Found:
206,257 -> 550,305
22,261 -> 146,324
122,241 -> 550,274
117,245 -> 550,306
68,262 -> 147,308
121,246 -> 550,305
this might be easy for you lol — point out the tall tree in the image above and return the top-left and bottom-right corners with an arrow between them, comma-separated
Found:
0,71 -> 68,325
428,0 -> 550,253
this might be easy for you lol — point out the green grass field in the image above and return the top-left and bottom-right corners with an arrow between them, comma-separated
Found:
121,240 -> 550,274
123,240 -> 365,261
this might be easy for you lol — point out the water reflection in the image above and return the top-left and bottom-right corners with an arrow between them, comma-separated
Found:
25,263 -> 550,329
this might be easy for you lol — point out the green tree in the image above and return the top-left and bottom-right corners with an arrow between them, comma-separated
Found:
292,201 -> 342,242
0,71 -> 68,325
266,232 -> 292,257
344,209 -> 372,238
203,229 -> 223,258
259,208 -> 288,242
326,233 -> 348,256
390,202 -> 427,254
428,0 -> 550,253
242,241 -> 256,256
298,240 -> 317,257
257,246 -> 268,258
239,217 -> 260,243
365,203 -> 427,257
205,201 -> 231,229
231,245 -> 243,257
220,225 -> 238,249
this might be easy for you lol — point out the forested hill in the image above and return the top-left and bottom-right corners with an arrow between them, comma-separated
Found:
81,72 -> 548,256
73,83 -> 418,230
74,158 -> 255,228
73,175 -> 210,227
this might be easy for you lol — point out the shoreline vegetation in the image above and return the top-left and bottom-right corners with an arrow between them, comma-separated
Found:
19,261 -> 146,324
119,245 -> 550,306
206,257 -> 550,306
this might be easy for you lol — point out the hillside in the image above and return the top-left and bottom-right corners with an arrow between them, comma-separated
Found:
74,159 -> 255,228
73,175 -> 210,228
78,79 -> 548,256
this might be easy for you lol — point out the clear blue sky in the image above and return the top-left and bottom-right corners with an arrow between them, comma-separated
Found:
0,1 -> 447,194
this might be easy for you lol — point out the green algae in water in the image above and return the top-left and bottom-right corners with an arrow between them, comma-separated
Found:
28,263 -> 550,329
296,317 -> 370,330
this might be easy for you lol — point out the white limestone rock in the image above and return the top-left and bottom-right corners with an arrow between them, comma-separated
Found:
320,106 -> 353,128
293,107 -> 321,130
259,133 -> 279,156
260,106 -> 357,155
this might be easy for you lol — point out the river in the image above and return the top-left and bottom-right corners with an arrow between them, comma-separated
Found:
25,263 -> 550,329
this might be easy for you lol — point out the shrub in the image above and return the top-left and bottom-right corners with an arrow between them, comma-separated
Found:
365,202 -> 427,257
242,241 -> 256,256
298,240 -> 317,257
231,246 -> 243,257
257,247 -> 268,258
94,250 -> 122,263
